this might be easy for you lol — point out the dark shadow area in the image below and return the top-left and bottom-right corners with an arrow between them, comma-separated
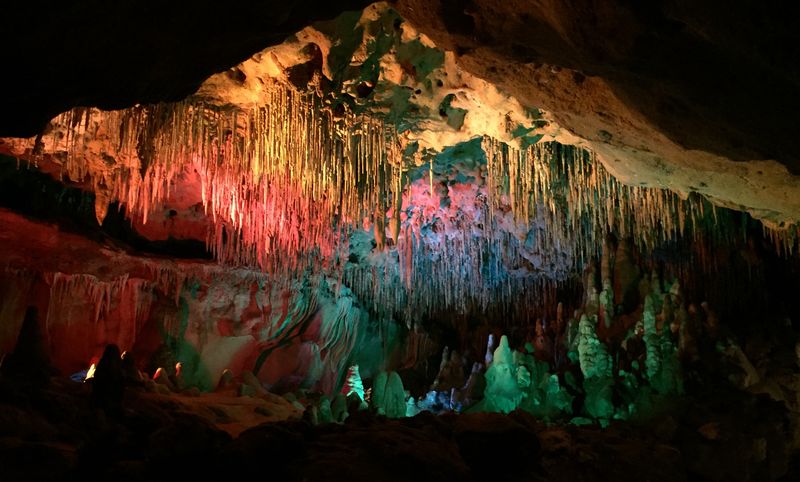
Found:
0,0 -> 372,137
0,371 -> 796,482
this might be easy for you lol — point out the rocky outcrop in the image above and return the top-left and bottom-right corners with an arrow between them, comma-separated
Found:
393,0 -> 800,227
3,1 -> 799,228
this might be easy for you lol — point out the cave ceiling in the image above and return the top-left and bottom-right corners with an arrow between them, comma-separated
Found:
2,0 -> 799,229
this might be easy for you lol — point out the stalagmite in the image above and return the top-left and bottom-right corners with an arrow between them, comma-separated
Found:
432,347 -> 466,392
577,315 -> 612,379
485,334 -> 496,366
482,335 -> 525,413
342,364 -> 365,402
371,371 -> 407,418
643,295 -> 661,379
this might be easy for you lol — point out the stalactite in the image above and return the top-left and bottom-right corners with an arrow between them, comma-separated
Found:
483,138 -> 722,262
43,272 -> 155,351
389,169 -> 403,245
15,79 -> 800,334
33,82 -> 402,279
30,88 -> 800,277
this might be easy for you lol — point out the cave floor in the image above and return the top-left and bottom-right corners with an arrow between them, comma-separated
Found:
1,375 -> 798,482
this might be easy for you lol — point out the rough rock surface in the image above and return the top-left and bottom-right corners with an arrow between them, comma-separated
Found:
1,373 -> 796,481
393,0 -> 800,226
2,1 -> 799,225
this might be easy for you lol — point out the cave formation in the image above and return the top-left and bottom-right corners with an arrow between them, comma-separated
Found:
1,1 -> 800,480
